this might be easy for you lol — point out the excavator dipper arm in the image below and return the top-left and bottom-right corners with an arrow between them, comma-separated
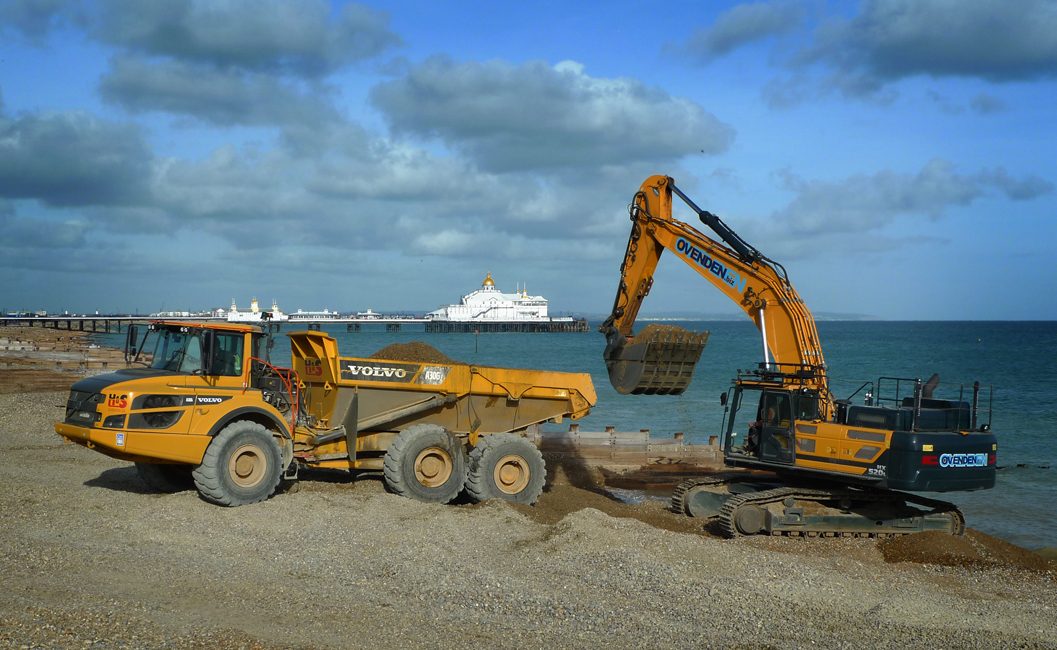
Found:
601,175 -> 830,411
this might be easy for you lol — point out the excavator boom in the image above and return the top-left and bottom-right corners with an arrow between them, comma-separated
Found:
600,175 -> 831,414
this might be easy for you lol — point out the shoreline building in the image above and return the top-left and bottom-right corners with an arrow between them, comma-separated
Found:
426,272 -> 588,332
227,298 -> 289,323
288,308 -> 342,322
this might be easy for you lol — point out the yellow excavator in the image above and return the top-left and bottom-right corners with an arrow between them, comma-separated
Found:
601,175 -> 997,537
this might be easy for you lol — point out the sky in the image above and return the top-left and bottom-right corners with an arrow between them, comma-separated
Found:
1,0 -> 1055,320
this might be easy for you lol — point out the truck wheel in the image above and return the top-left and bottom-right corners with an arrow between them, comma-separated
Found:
466,433 -> 545,505
192,421 -> 282,507
135,462 -> 194,493
383,424 -> 466,504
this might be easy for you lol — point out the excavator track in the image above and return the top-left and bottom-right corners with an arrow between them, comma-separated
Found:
674,475 -> 965,539
671,472 -> 757,516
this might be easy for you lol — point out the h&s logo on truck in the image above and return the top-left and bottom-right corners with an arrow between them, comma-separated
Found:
304,358 -> 323,376
675,238 -> 747,294
107,394 -> 128,409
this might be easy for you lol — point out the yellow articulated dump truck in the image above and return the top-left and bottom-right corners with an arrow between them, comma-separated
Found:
55,321 -> 596,507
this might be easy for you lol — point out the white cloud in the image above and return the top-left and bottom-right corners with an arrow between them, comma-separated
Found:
0,0 -> 73,42
370,56 -> 735,172
970,92 -> 1009,114
90,0 -> 400,77
684,0 -> 1057,106
773,159 -> 1052,236
0,109 -> 152,207
804,0 -> 1057,85
723,159 -> 1055,260
680,0 -> 807,62
99,56 -> 343,130
0,208 -> 91,249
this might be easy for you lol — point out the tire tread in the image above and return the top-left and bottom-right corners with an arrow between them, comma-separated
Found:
382,424 -> 466,503
466,433 -> 545,505
192,420 -> 282,507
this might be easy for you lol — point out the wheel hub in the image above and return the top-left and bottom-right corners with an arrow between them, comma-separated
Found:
414,447 -> 453,488
493,454 -> 530,495
228,443 -> 267,488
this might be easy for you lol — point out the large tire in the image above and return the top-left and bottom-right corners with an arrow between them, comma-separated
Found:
192,421 -> 282,507
466,433 -> 545,505
383,424 -> 466,504
135,462 -> 194,493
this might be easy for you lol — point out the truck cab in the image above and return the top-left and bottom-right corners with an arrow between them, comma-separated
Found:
56,321 -> 290,466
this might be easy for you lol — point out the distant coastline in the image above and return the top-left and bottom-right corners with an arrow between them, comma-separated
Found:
575,311 -> 880,322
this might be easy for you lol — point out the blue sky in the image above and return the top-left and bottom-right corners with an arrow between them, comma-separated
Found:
1,0 -> 1055,319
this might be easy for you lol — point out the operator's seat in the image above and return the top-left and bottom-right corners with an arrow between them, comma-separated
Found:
214,349 -> 238,376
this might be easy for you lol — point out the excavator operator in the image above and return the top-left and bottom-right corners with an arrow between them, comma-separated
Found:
739,391 -> 792,457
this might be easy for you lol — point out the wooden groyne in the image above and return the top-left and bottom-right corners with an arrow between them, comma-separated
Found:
1,332 -> 127,372
527,424 -> 726,491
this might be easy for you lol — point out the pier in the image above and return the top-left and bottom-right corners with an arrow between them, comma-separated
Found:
1,315 -> 590,334
0,316 -> 145,333
424,319 -> 590,333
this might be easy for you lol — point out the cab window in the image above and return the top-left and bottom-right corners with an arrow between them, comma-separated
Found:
760,391 -> 792,428
179,335 -> 202,373
150,328 -> 202,372
794,392 -> 820,421
213,332 -> 244,377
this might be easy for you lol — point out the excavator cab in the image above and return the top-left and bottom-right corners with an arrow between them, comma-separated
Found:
725,383 -> 802,464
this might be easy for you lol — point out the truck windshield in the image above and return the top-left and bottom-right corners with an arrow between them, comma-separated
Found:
150,328 -> 203,373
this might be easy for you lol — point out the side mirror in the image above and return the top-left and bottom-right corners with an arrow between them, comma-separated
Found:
719,392 -> 728,407
200,329 -> 215,375
125,325 -> 139,362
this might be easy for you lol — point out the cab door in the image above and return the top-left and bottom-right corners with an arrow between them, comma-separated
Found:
758,390 -> 795,464
186,330 -> 250,433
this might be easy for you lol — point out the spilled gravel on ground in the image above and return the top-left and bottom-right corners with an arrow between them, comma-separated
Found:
1,392 -> 1055,650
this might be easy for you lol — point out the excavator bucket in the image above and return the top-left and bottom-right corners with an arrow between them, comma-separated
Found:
602,325 -> 709,395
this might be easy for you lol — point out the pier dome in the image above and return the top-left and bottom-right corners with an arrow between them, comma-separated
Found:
429,273 -> 554,322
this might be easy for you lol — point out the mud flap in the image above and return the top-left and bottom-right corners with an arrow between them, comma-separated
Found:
602,325 -> 708,395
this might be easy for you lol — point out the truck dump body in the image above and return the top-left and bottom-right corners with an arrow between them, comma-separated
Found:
288,331 -> 596,471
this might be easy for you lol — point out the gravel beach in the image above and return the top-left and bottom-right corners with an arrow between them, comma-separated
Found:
1,387 -> 1055,650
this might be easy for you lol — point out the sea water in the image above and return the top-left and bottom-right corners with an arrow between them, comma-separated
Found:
94,320 -> 1057,550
